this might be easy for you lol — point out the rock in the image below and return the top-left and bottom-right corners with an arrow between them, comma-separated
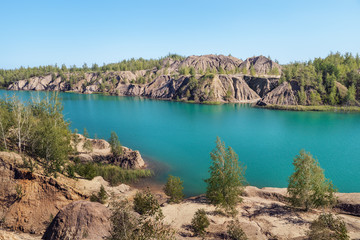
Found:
260,81 -> 298,105
244,76 -> 279,97
335,192 -> 360,216
240,55 -> 281,75
0,152 -> 84,234
7,55 -> 281,104
73,134 -> 146,169
42,201 -> 111,240
177,54 -> 243,72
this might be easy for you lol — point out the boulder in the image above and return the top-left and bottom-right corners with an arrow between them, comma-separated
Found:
42,201 -> 111,240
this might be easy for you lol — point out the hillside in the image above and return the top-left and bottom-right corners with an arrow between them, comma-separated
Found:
4,53 -> 360,108
6,55 -> 283,104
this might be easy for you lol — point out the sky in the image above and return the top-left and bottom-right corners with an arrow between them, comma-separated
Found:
1,0 -> 359,69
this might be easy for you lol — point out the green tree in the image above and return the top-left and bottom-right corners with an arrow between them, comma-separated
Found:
163,175 -> 184,203
227,220 -> 248,240
107,200 -> 174,240
0,101 -> 12,150
109,131 -> 123,157
250,65 -> 256,76
30,95 -> 72,174
189,67 -> 196,76
90,185 -> 108,204
191,209 -> 209,237
307,213 -> 349,240
133,188 -> 162,217
205,137 -> 246,214
287,150 -> 337,210
345,84 -> 356,105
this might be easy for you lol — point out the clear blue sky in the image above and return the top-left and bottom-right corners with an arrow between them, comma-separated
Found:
1,0 -> 359,69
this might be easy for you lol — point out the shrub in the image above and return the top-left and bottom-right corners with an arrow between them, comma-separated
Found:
227,220 -> 248,240
307,213 -> 349,240
205,137 -> 246,214
163,175 -> 184,203
108,131 -> 123,157
74,162 -> 152,185
191,209 -> 209,237
288,150 -> 337,210
90,185 -> 108,204
133,188 -> 162,217
107,200 -> 174,240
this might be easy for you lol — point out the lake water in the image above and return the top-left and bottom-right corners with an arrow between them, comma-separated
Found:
1,90 -> 360,196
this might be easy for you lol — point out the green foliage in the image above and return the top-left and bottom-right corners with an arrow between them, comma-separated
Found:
0,95 -> 72,175
189,67 -> 196,76
75,162 -> 152,185
241,67 -> 248,75
307,213 -> 349,240
345,84 -> 356,105
179,66 -> 190,75
281,52 -> 360,107
227,220 -> 248,240
310,90 -> 322,105
0,100 -> 12,150
250,65 -> 256,76
30,95 -> 72,174
269,67 -> 280,75
133,188 -> 162,217
205,137 -> 246,214
163,175 -> 184,203
109,131 -> 123,157
15,184 -> 23,200
297,86 -> 307,105
191,209 -> 210,237
107,200 -> 174,240
90,185 -> 108,204
287,150 -> 337,210
225,89 -> 233,101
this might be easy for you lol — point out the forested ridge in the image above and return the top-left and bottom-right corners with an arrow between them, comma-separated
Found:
1,52 -> 360,107
280,52 -> 360,106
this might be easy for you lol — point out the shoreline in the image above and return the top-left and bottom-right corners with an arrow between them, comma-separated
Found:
3,88 -> 360,113
258,104 -> 360,112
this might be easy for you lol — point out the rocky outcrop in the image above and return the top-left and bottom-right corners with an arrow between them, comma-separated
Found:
244,75 -> 279,97
177,54 -> 243,72
8,55 -> 282,104
259,81 -> 298,105
74,134 -> 145,169
240,55 -> 281,75
42,201 -> 111,240
0,152 -> 84,234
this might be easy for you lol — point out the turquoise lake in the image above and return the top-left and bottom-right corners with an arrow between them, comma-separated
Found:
1,90 -> 360,196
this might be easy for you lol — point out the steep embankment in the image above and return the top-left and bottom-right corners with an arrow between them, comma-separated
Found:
8,55 -> 285,104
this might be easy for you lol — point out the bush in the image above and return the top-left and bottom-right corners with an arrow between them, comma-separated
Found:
288,150 -> 337,210
75,162 -> 152,185
227,220 -> 248,240
108,131 -> 123,157
107,200 -> 174,240
205,137 -> 246,214
90,185 -> 108,204
163,175 -> 184,203
191,209 -> 209,237
307,213 -> 349,240
133,188 -> 162,217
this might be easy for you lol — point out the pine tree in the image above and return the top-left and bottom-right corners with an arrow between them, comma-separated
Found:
109,131 -> 123,157
163,175 -> 184,203
205,137 -> 246,214
288,150 -> 337,210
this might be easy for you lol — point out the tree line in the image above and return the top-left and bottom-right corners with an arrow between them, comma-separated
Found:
280,52 -> 360,106
0,53 -> 185,88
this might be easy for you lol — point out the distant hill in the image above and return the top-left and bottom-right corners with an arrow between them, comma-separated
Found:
4,53 -> 360,107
